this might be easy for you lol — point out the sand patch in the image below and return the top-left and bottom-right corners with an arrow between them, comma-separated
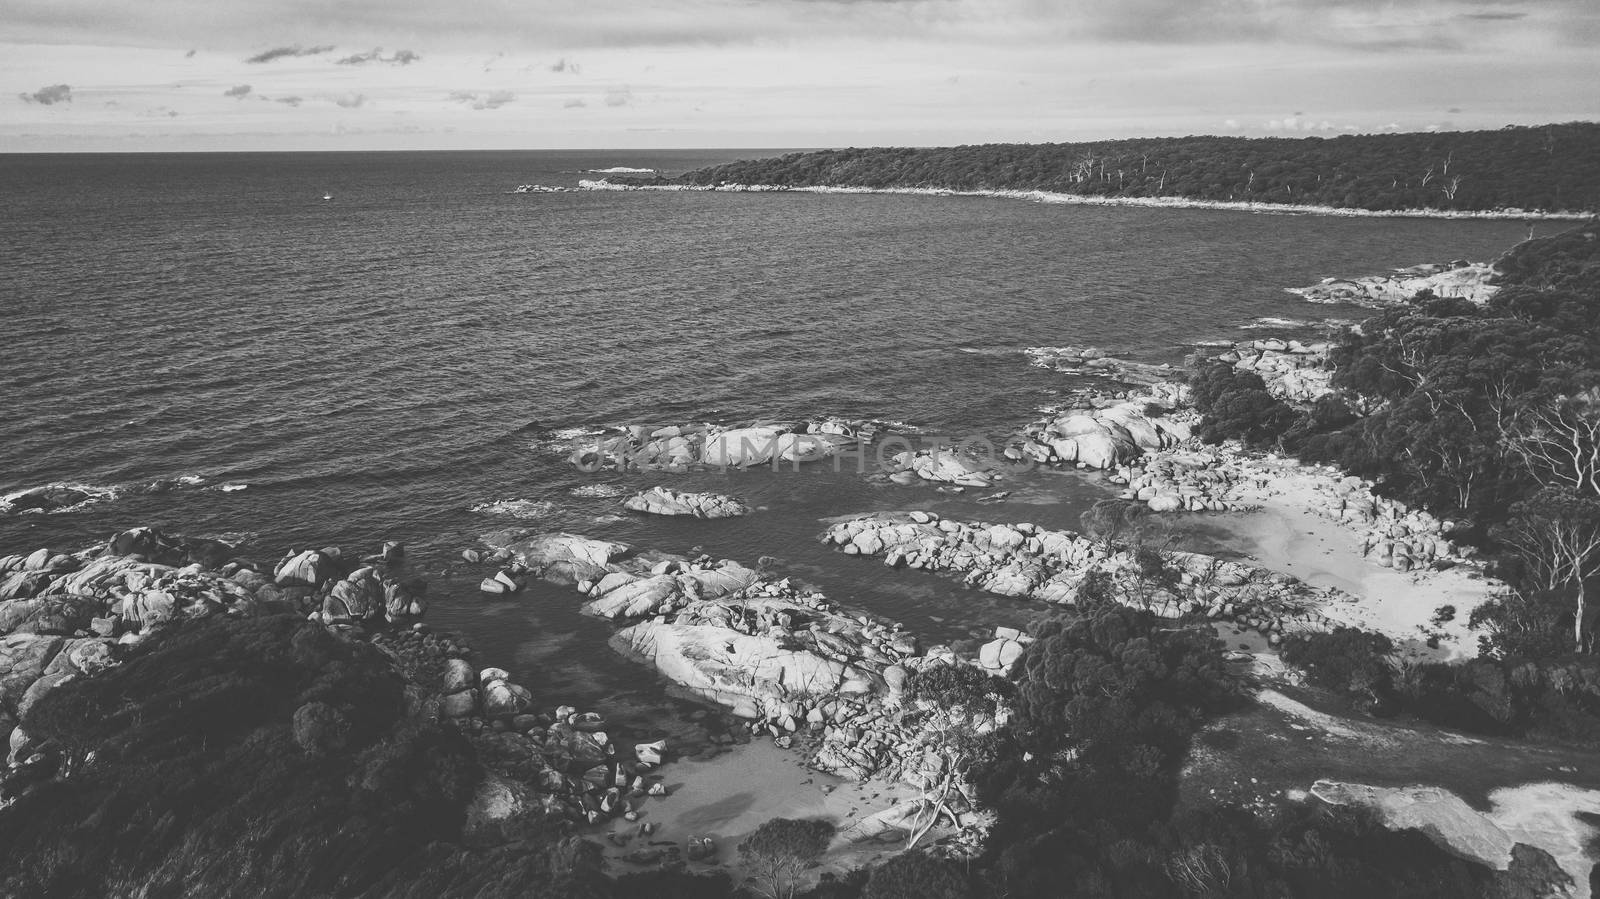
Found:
593,739 -> 920,883
1210,464 -> 1500,661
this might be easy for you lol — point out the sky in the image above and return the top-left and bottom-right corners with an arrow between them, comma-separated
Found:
3,0 -> 1597,151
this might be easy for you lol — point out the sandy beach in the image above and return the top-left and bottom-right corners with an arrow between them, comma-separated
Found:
579,179 -> 1591,221
1197,460 -> 1501,661
594,739 -> 924,881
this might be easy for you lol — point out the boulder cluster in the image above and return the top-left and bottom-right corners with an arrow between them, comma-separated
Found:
622,486 -> 750,519
1005,394 -> 1195,470
567,418 -> 886,472
1216,339 -> 1337,403
882,449 -> 1000,488
441,666 -> 675,830
0,527 -> 679,835
482,529 -> 1009,789
1024,345 -> 1180,387
1287,260 -> 1498,307
0,527 -> 427,801
1108,449 -> 1251,513
1310,476 -> 1472,571
822,512 -> 1343,642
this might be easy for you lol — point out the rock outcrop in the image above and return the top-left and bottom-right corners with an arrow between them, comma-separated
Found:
566,418 -> 892,473
1006,393 -> 1194,471
822,511 -> 1342,640
1288,260 -> 1498,307
1308,475 -> 1472,571
490,530 -> 1010,789
1024,346 -> 1181,387
0,526 -> 685,833
1214,339 -> 1337,403
883,449 -> 1000,488
622,486 -> 750,519
1108,449 -> 1251,513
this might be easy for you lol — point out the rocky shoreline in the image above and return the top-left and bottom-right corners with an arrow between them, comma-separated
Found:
0,526 -> 700,863
1288,259 -> 1500,307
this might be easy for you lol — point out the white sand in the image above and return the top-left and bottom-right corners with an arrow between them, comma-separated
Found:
1214,464 -> 1501,661
578,180 -> 1589,221
593,739 -> 920,882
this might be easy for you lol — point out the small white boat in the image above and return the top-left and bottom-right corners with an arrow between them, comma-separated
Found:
322,192 -> 333,201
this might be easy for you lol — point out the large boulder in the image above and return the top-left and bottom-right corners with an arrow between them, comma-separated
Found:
544,723 -> 609,772
322,567 -> 382,623
701,427 -> 784,467
0,634 -> 65,714
497,533 -> 631,585
119,590 -> 178,631
0,571 -> 51,602
464,771 -> 536,834
274,550 -> 339,588
584,575 -> 685,619
614,621 -> 847,716
0,596 -> 100,635
482,679 -> 533,718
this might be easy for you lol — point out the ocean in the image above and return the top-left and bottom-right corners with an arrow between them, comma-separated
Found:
0,149 -> 1531,740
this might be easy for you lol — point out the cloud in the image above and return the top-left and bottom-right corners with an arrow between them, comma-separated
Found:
563,98 -> 587,108
1460,11 -> 1527,21
246,44 -> 334,64
224,84 -> 252,98
550,57 -> 581,73
336,47 -> 421,65
449,89 -> 516,109
185,49 -> 195,58
274,95 -> 303,106
1262,114 -> 1341,132
604,86 -> 632,107
333,92 -> 367,108
20,84 -> 71,105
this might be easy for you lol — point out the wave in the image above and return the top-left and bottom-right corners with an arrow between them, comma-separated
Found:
471,498 -> 558,519
1238,316 -> 1356,331
585,167 -> 656,174
0,473 -> 215,515
570,484 -> 627,499
549,426 -> 608,441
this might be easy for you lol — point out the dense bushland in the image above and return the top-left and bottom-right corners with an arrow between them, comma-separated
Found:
1197,222 -> 1600,656
0,614 -> 609,899
674,124 -> 1600,214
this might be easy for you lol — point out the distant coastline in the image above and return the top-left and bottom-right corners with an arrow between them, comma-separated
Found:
577,179 -> 1593,221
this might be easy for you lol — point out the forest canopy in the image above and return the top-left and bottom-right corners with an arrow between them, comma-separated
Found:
674,123 -> 1600,214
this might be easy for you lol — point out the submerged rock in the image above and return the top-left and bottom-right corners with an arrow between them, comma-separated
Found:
623,487 -> 750,519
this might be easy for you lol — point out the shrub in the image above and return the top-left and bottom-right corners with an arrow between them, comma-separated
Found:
739,818 -> 837,899
861,850 -> 974,899
905,664 -> 1012,717
1280,628 -> 1395,703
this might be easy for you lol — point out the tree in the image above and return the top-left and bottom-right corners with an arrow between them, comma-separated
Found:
1505,388 -> 1600,499
902,665 -> 1011,847
1495,488 -> 1600,652
861,850 -> 973,899
736,818 -> 835,899
1012,582 -> 1236,776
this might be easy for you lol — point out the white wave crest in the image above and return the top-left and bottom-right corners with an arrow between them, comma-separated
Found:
471,498 -> 558,519
0,482 -> 122,515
